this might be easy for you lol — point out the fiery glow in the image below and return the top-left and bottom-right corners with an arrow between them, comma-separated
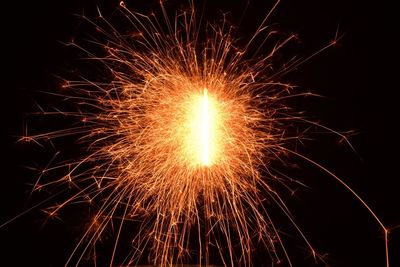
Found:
185,88 -> 220,167
13,1 -> 390,267
198,88 -> 212,166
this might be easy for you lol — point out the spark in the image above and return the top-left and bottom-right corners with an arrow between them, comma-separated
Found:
5,1 -> 392,267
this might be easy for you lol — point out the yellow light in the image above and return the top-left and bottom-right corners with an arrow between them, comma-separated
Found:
184,88 -> 220,167
201,88 -> 210,165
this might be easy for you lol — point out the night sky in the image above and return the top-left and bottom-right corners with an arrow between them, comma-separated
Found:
1,0 -> 399,266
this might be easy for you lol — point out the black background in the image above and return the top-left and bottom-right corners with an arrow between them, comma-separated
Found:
1,0 -> 399,266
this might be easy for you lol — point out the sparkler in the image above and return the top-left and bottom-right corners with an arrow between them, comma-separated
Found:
4,0 -> 391,266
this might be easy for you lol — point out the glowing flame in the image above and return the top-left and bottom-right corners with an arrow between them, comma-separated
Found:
184,88 -> 220,167
200,88 -> 210,165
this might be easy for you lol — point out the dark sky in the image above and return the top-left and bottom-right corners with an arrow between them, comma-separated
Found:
1,0 -> 398,266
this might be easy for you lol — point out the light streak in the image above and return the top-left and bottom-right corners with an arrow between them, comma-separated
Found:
185,88 -> 219,167
200,88 -> 211,166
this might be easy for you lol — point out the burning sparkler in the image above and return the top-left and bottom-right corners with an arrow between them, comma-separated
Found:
4,0 -> 391,266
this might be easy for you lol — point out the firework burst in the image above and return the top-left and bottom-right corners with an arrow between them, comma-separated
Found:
7,1 -> 391,266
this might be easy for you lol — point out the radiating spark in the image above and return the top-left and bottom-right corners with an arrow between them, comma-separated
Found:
6,1 -> 391,267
